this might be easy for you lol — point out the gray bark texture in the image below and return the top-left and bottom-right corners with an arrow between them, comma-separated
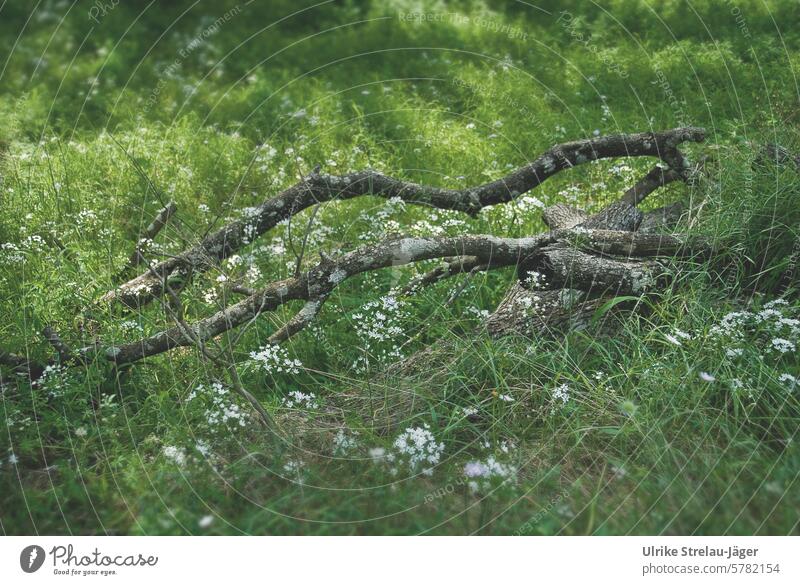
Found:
1,127 -> 709,381
100,128 -> 705,308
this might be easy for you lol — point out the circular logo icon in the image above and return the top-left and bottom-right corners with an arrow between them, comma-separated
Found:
20,545 -> 45,573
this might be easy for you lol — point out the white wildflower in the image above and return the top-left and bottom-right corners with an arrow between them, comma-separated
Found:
392,424 -> 445,476
463,456 -> 517,493
552,384 -> 570,405
281,390 -> 319,410
163,445 -> 187,466
250,344 -> 303,374
771,338 -> 796,354
332,428 -> 360,455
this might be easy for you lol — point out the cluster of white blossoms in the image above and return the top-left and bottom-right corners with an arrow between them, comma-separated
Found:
187,382 -> 250,433
462,440 -> 517,493
390,424 -> 445,476
465,306 -> 490,319
202,254 -> 263,304
463,456 -> 518,493
120,319 -> 143,333
552,384 -> 570,407
609,162 -> 633,177
332,428 -> 360,456
249,344 -> 303,374
772,338 -> 796,354
709,310 -> 751,338
710,301 -> 798,357
1,234 -> 46,264
162,445 -> 187,466
664,329 -> 692,347
515,292 -> 544,315
663,299 -> 799,393
32,364 -> 68,398
351,295 -> 408,372
408,214 -> 468,237
281,390 -> 319,411
557,184 -> 582,204
524,271 -> 548,290
480,193 -> 546,226
282,459 -> 306,483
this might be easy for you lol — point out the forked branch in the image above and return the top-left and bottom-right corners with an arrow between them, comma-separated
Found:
101,127 -> 705,308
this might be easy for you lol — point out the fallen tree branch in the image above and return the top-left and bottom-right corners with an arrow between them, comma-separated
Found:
100,127 -> 705,308
268,294 -> 329,344
79,228 -> 710,366
528,245 -> 664,295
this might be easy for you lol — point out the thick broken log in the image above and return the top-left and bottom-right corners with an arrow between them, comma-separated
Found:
101,128 -> 705,308
529,245 -> 664,294
485,163 -> 697,337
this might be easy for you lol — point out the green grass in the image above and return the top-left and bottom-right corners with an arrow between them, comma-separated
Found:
1,0 -> 799,535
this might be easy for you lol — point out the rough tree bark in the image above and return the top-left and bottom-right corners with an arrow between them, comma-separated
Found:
485,165 -> 699,337
99,128 -> 705,308
0,128 -> 708,389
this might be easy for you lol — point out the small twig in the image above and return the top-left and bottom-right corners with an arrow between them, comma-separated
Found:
403,256 -> 484,295
41,326 -> 77,364
115,201 -> 177,280
294,203 -> 322,277
445,263 -> 490,305
142,259 -> 279,433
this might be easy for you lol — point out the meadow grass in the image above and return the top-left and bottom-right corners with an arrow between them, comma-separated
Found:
1,0 -> 799,535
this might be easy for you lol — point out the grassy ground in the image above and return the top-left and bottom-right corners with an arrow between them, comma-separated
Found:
1,0 -> 799,535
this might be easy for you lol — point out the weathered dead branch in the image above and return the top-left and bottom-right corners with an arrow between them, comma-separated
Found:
100,127 -> 705,308
2,127 -> 709,396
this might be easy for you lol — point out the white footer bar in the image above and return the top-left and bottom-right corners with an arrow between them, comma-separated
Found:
1,536 -> 797,584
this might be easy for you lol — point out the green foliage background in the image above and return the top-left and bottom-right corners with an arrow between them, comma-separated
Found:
1,0 -> 799,534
